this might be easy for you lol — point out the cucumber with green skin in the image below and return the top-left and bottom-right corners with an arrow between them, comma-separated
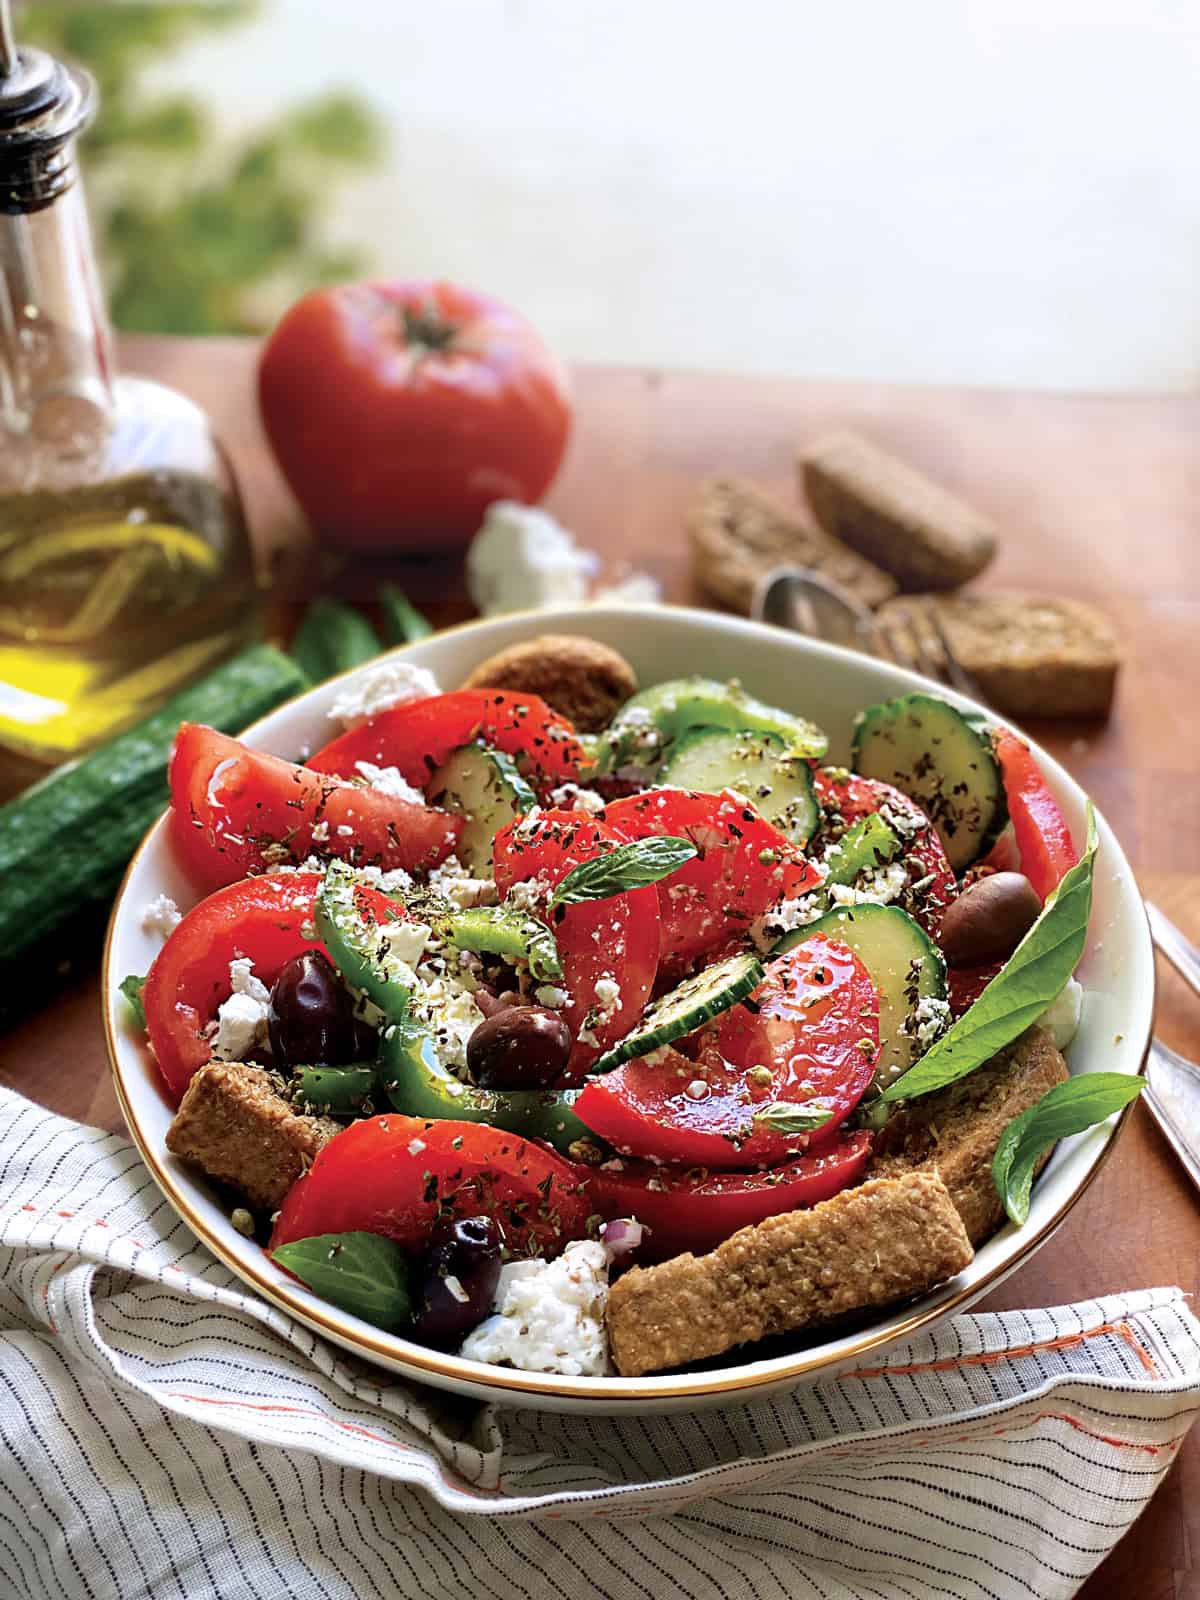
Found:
598,676 -> 828,773
426,744 -> 535,871
660,729 -> 819,846
851,692 -> 1005,873
775,903 -> 946,1090
0,643 -> 307,1009
594,951 -> 764,1071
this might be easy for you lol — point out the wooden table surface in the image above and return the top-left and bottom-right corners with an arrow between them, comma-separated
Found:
4,336 -> 1199,1597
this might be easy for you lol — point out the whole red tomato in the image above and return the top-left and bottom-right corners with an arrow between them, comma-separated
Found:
258,280 -> 572,550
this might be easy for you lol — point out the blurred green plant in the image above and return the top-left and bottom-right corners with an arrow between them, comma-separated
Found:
21,3 -> 383,333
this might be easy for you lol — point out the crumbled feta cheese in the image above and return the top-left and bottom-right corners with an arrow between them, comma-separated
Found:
466,501 -> 597,615
535,984 -> 571,1010
827,861 -> 910,909
594,976 -> 621,1015
408,956 -> 486,1071
211,959 -> 272,1061
1039,977 -> 1083,1051
444,1275 -> 470,1305
380,919 -> 432,967
328,661 -> 440,729
903,995 -> 953,1050
506,876 -> 552,916
310,820 -> 331,843
459,1240 -> 611,1376
355,761 -> 427,805
426,854 -> 499,909
140,894 -> 181,939
548,782 -> 606,815
591,570 -> 662,606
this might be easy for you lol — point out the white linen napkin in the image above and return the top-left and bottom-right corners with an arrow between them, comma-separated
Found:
0,1083 -> 1196,1600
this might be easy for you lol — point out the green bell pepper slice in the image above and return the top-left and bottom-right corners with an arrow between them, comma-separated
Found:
441,904 -> 562,983
378,1016 -> 591,1156
316,861 -> 416,1023
295,1063 -> 379,1115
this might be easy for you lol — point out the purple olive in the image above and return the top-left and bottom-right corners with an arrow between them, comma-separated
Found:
412,1216 -> 502,1346
268,951 -> 375,1067
466,1005 -> 573,1089
940,871 -> 1042,968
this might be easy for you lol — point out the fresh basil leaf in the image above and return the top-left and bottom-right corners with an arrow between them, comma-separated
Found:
119,973 -> 147,1030
751,1100 -> 834,1135
271,1231 -> 412,1329
880,804 -> 1098,1105
992,1072 -> 1144,1226
550,836 -> 698,909
378,582 -> 433,644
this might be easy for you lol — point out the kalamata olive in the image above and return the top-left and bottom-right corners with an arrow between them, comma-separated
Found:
411,1215 -> 502,1345
466,1004 -> 573,1089
267,951 -> 375,1067
940,871 -> 1042,968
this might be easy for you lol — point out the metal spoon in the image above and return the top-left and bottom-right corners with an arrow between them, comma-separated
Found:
752,565 -> 878,654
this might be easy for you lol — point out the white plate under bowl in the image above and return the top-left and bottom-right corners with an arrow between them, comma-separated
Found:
103,605 -> 1153,1414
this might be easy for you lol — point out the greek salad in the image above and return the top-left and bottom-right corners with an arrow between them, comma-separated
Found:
125,655 -> 1124,1379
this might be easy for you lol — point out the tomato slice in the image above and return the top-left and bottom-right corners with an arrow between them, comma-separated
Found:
306,689 -> 584,791
993,728 -> 1079,901
603,789 -> 820,977
813,768 -> 957,938
492,810 -> 660,1083
169,723 -> 463,891
269,1115 -> 590,1259
143,872 -> 400,1102
574,935 -> 879,1167
588,1131 -> 873,1260
946,958 -> 1004,1017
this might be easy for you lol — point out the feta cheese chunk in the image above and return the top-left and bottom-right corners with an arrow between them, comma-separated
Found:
355,761 -> 427,805
1039,976 -> 1083,1051
328,661 -> 440,729
140,893 -> 182,939
211,959 -> 272,1061
460,1241 -> 612,1376
426,853 -> 499,909
903,994 -> 953,1051
466,501 -> 596,615
547,782 -> 606,815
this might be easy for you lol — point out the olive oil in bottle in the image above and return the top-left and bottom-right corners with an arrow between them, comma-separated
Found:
0,20 -> 260,797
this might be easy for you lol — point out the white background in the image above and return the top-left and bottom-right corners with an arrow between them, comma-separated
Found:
154,0 -> 1200,389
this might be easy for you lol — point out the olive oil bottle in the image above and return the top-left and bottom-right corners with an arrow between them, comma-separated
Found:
0,17 -> 259,797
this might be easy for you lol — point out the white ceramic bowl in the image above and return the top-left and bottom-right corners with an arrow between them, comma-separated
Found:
103,605 -> 1153,1413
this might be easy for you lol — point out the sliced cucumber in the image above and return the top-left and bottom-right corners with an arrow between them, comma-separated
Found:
775,904 -> 946,1090
851,692 -> 1005,872
599,676 -> 828,772
594,951 -> 763,1071
660,729 -> 819,846
426,743 -> 536,871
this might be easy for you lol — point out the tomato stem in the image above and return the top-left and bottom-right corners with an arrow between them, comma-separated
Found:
401,303 -> 458,354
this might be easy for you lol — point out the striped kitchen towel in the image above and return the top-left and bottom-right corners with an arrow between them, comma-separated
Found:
0,1083 -> 1196,1600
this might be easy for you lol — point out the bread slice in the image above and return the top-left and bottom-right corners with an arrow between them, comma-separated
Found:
869,1025 -> 1069,1246
801,431 -> 996,591
606,1170 -> 972,1377
687,476 -> 897,615
461,634 -> 638,732
877,591 -> 1119,720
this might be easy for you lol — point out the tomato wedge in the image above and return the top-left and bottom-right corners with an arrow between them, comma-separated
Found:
813,768 -> 957,938
993,728 -> 1079,901
143,872 -> 400,1102
604,788 -> 820,977
946,958 -> 1004,1017
169,723 -> 463,891
492,810 -> 660,1082
306,689 -> 584,791
270,1115 -> 590,1259
574,936 -> 879,1168
588,1132 -> 873,1260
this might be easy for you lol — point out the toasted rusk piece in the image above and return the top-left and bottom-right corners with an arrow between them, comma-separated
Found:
870,1024 -> 1070,1246
606,1170 -> 972,1377
462,633 -> 638,732
801,431 -> 995,591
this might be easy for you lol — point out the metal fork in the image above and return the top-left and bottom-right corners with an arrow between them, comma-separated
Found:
752,566 -> 1200,1195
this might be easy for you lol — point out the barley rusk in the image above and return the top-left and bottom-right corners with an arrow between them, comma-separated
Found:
801,431 -> 996,591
